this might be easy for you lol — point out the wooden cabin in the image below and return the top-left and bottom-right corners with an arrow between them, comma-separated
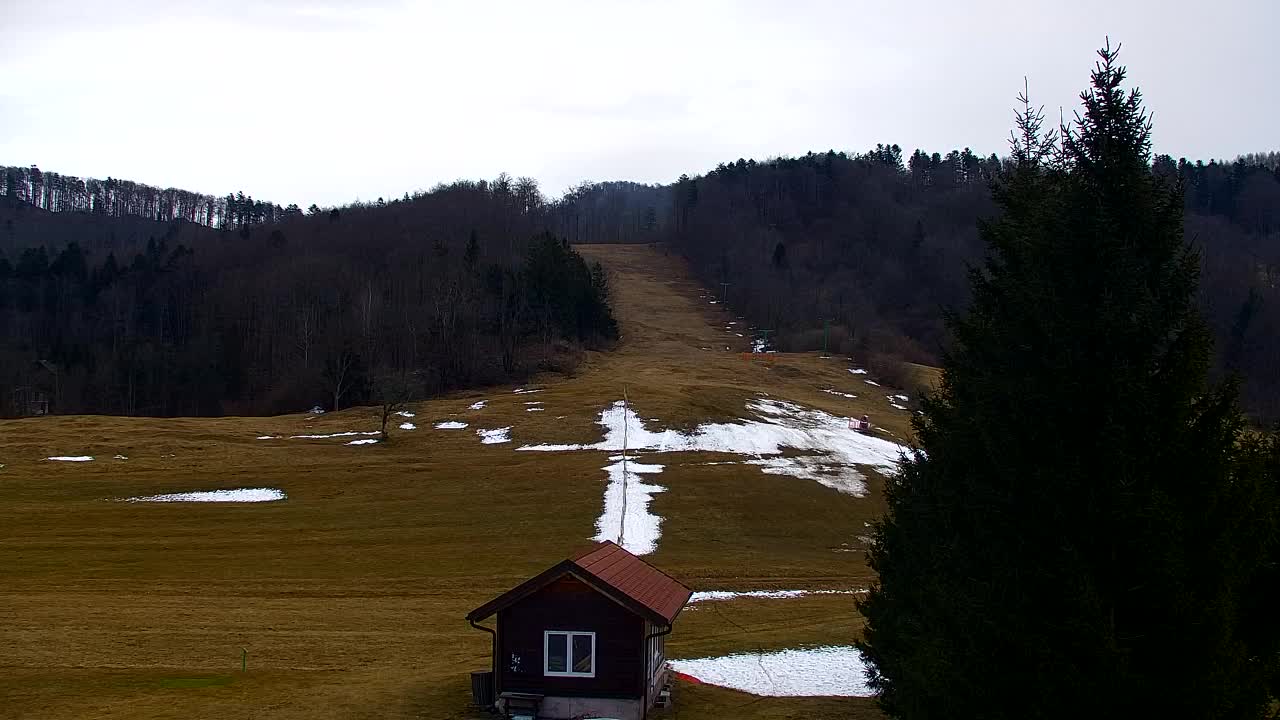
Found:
467,541 -> 692,720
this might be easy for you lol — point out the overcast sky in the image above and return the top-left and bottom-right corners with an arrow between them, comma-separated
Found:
2,0 -> 1276,208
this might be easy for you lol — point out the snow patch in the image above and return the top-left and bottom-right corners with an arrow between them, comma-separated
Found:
125,488 -> 286,503
396,410 -> 415,418
848,368 -> 868,375
523,401 -> 543,406
671,646 -> 873,697
398,422 -> 417,430
435,421 -> 468,429
48,456 -> 93,462
526,407 -> 545,412
892,394 -> 909,402
309,405 -> 325,414
256,435 -> 280,440
113,454 -> 128,460
512,388 -> 543,395
477,427 -> 512,444
863,379 -> 881,386
890,403 -> 908,411
468,401 -> 487,410
821,389 -> 857,399
347,439 -> 379,445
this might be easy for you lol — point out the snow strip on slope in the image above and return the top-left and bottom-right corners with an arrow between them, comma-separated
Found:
48,456 -> 93,462
518,398 -> 903,486
477,427 -> 511,444
435,421 -> 468,429
671,646 -> 873,697
594,458 -> 667,555
125,488 -> 285,503
688,589 -> 862,603
848,368 -> 868,375
468,401 -> 487,410
822,389 -> 857,399
347,439 -> 379,445
863,379 -> 881,386
287,431 -> 380,440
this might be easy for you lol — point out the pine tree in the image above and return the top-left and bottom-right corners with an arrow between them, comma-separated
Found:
858,41 -> 1280,719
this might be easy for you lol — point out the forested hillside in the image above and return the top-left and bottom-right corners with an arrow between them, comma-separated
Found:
0,178 -> 615,417
558,148 -> 1280,422
4,149 -> 1278,421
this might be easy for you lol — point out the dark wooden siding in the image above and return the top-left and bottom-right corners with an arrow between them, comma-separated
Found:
498,574 -> 643,698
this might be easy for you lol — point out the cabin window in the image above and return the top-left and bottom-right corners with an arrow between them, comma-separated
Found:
543,630 -> 595,677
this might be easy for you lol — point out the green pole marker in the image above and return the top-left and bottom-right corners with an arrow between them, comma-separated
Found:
242,648 -> 247,672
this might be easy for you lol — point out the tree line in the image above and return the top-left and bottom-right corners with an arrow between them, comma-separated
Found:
1,164 -> 320,231
0,175 -> 615,417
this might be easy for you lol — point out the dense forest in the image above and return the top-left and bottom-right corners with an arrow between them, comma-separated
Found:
3,148 -> 1277,420
554,148 -> 1280,421
0,175 -> 615,416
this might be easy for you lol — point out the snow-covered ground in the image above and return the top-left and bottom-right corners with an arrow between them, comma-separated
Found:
517,397 -> 905,554
434,421 -> 468,429
47,456 -> 93,462
124,488 -> 286,503
477,427 -> 511,444
594,456 -> 666,555
519,398 -> 903,483
671,646 -> 873,697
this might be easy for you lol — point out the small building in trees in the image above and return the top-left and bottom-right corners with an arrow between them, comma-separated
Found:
466,541 -> 691,720
10,386 -> 49,416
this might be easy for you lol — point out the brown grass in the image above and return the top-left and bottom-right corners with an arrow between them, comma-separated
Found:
0,244 -> 904,719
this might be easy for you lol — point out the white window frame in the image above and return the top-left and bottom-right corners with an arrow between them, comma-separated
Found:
543,630 -> 596,678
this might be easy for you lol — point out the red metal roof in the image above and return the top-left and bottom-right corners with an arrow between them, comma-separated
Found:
572,541 -> 692,624
466,541 -> 692,625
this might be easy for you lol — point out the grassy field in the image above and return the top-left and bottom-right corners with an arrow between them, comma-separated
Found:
0,244 -> 915,719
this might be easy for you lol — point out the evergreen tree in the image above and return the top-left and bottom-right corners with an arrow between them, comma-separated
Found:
858,42 -> 1280,719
